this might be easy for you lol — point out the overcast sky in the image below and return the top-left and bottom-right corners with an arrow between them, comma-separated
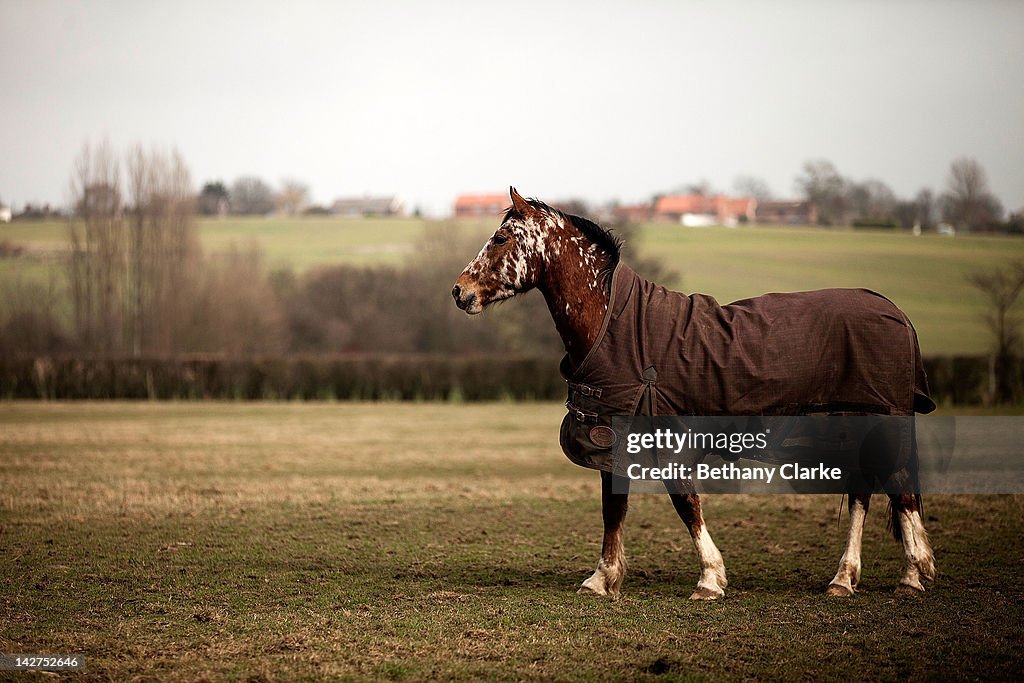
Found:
1,0 -> 1021,216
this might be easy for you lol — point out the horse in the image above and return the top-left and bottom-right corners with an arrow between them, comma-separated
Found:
452,187 -> 936,599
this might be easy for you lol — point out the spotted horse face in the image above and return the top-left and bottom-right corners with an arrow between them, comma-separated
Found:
452,187 -> 556,314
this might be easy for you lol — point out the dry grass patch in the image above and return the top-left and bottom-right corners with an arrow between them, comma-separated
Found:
1,402 -> 1022,680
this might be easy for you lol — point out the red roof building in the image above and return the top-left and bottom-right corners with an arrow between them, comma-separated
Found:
654,194 -> 757,226
453,194 -> 508,218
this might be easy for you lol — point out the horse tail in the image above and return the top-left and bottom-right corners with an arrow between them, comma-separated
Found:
887,498 -> 898,540
888,417 -> 924,541
887,494 -> 919,540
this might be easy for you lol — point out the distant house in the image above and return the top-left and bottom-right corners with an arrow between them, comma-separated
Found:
0,202 -> 11,223
331,196 -> 404,218
654,194 -> 756,226
453,194 -> 508,218
754,200 -> 817,226
611,203 -> 653,224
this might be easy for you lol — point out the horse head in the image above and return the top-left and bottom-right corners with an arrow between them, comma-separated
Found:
452,187 -> 565,314
452,187 -> 621,360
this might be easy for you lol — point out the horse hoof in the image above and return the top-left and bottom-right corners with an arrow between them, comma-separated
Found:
577,584 -> 607,596
825,583 -> 855,597
895,582 -> 924,595
689,586 -> 724,601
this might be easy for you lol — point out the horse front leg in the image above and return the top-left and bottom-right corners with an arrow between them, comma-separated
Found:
579,470 -> 628,597
667,488 -> 728,600
827,494 -> 870,596
891,494 -> 936,593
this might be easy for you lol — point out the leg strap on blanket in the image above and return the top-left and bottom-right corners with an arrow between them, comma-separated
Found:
565,400 -> 598,423
567,381 -> 603,398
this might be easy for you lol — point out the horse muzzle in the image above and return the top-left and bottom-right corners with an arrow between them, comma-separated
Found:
452,283 -> 482,314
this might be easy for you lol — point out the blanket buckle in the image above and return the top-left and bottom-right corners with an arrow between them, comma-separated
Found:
565,400 -> 597,423
567,381 -> 603,398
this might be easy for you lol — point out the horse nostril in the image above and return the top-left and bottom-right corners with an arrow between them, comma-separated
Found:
452,284 -> 461,300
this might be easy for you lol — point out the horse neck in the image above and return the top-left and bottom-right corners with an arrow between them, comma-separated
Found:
537,230 -> 613,366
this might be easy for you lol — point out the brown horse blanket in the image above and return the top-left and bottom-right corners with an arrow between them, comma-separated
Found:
560,263 -> 935,471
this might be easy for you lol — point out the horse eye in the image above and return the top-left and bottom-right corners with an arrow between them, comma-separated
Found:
492,234 -> 508,246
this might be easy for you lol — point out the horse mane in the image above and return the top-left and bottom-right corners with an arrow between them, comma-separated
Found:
503,198 -> 622,286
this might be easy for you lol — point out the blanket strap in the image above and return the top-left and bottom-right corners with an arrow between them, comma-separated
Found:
564,400 -> 598,423
565,379 -> 604,422
566,380 -> 603,398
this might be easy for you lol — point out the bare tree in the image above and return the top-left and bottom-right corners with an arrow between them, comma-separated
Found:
894,188 -> 938,231
845,178 -> 897,224
967,260 -> 1024,403
192,243 -> 286,355
795,159 -> 847,225
67,142 -> 199,355
915,188 -> 936,230
125,144 -> 200,355
276,179 -> 309,216
68,141 -> 125,351
230,176 -> 275,215
733,175 -> 773,201
941,157 -> 1003,231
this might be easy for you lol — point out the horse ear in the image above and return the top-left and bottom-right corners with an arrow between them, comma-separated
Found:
510,186 -> 530,214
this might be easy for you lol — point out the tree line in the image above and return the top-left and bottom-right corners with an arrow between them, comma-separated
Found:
213,155 -> 1019,232
1,143 -> 572,360
197,177 -> 320,216
791,157 -> 1014,232
629,158 -> 1017,234
5,154 -> 1019,233
2,142 -> 686,361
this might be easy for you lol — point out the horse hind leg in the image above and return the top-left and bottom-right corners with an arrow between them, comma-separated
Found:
579,470 -> 628,597
891,494 -> 936,594
827,494 -> 869,596
666,487 -> 727,600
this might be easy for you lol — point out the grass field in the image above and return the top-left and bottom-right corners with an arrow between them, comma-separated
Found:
2,402 -> 1022,680
0,217 -> 491,269
3,216 -> 1024,354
